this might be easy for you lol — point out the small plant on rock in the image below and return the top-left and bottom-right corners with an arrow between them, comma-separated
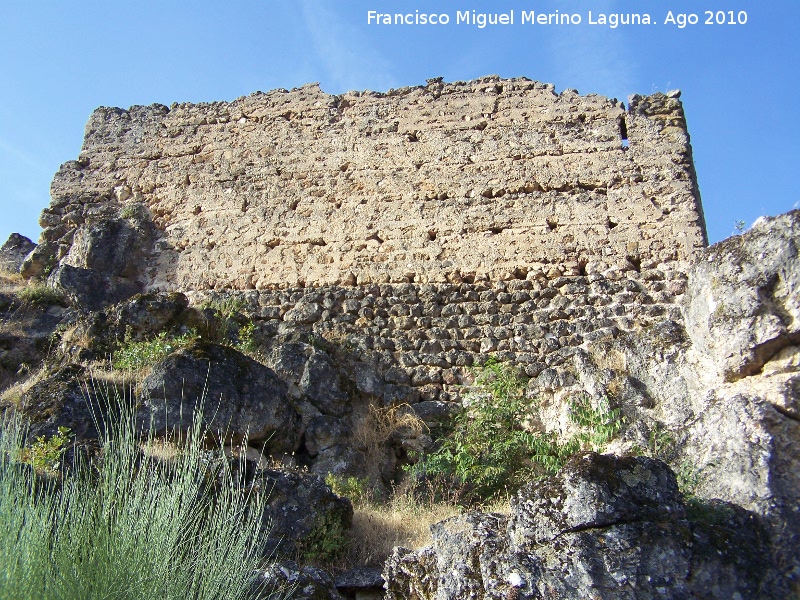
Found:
17,283 -> 66,307
20,426 -> 72,474
411,359 -> 625,502
113,329 -> 198,371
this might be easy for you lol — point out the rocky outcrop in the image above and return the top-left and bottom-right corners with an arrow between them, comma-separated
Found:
384,453 -> 770,600
683,210 -> 800,381
139,341 -> 302,453
44,216 -> 156,310
0,233 -> 36,274
251,468 -> 353,559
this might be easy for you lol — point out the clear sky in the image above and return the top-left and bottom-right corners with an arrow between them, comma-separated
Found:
1,0 -> 798,247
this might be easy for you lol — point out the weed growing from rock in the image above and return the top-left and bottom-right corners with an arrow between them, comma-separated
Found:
17,283 -> 66,307
410,358 -> 625,502
112,329 -> 198,371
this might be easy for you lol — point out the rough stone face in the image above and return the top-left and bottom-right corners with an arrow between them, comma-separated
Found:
383,453 -> 771,600
300,353 -> 349,416
683,210 -> 800,381
38,77 -> 705,291
253,469 -> 353,559
4,365 -> 99,441
509,453 -> 685,547
138,341 -> 302,453
48,263 -> 140,311
334,567 -> 385,598
254,560 -> 344,600
0,233 -> 36,273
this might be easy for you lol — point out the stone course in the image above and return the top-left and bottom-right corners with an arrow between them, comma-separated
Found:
188,269 -> 685,402
26,76 -> 705,293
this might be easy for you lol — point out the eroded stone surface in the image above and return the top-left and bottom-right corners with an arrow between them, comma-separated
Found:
384,453 -> 772,600
683,210 -> 800,381
34,77 -> 705,291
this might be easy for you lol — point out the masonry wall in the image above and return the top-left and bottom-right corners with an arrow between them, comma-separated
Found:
38,76 -> 706,291
190,265 -> 686,403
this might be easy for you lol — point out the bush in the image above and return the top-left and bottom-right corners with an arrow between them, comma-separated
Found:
20,426 -> 72,474
0,397 -> 278,599
411,358 -> 624,502
112,330 -> 198,370
17,283 -> 66,307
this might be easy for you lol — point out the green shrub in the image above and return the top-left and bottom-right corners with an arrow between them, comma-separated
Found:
299,510 -> 350,564
411,358 -> 624,502
236,321 -> 258,353
198,297 -> 260,352
0,397 -> 278,599
113,330 -> 197,370
569,395 -> 624,452
325,474 -> 374,505
18,283 -> 65,307
20,426 -> 72,474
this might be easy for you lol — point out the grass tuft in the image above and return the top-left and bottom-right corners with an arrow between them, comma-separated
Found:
0,388 -> 280,599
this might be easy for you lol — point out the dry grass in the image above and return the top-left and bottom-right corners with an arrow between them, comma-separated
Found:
0,365 -> 50,408
0,272 -> 25,291
341,494 -> 461,568
351,403 -> 428,459
334,486 -> 511,570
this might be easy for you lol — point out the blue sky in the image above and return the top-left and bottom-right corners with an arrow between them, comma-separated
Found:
1,0 -> 798,246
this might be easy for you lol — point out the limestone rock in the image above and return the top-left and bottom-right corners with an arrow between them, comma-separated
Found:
0,233 -> 36,274
509,453 -> 684,547
48,263 -> 140,311
254,560 -> 344,600
334,567 -> 385,598
252,469 -> 353,559
300,352 -> 349,417
138,341 -> 302,453
384,453 -> 771,600
683,210 -> 800,382
3,365 -> 99,442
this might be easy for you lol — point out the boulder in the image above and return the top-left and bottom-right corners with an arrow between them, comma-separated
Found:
683,210 -> 800,382
300,352 -> 349,416
510,453 -> 685,547
254,560 -> 344,600
138,342 -> 302,454
47,217 -> 155,310
113,292 -> 189,340
63,218 -> 150,279
0,233 -> 36,273
49,264 -> 141,311
384,453 -> 772,600
4,365 -> 100,442
335,567 -> 385,599
253,469 -> 353,559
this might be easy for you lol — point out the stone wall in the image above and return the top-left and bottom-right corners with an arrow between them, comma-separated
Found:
33,75 -> 706,291
190,266 -> 685,403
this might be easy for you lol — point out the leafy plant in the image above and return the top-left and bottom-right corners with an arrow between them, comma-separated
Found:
646,422 -> 675,459
18,283 -> 66,307
676,460 -> 702,497
235,321 -> 258,353
325,474 -> 374,505
112,330 -> 198,370
20,426 -> 71,474
410,359 -> 625,502
198,297 -> 261,351
299,510 -> 349,563
569,395 -> 624,452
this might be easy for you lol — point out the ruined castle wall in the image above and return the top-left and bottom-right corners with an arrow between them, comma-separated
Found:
189,266 -> 686,403
38,76 -> 706,291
